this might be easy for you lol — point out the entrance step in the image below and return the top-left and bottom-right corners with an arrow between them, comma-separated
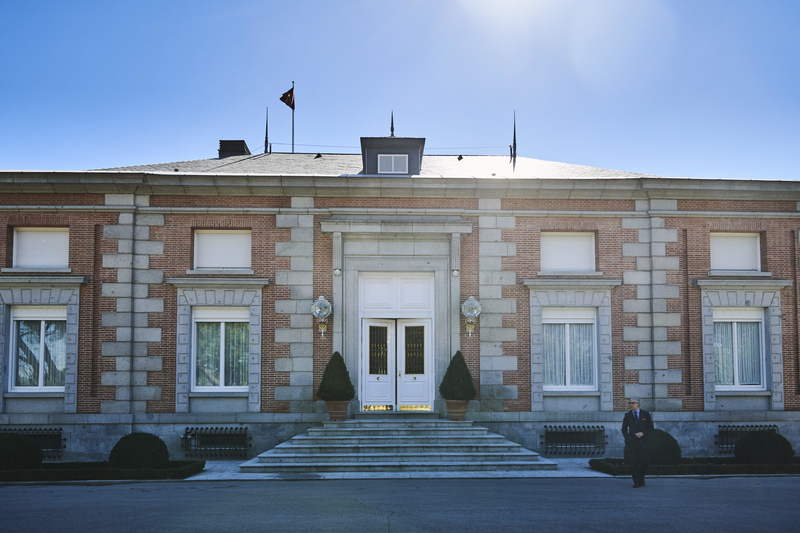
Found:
240,419 -> 557,474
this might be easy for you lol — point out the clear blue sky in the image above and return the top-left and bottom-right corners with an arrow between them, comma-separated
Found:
1,0 -> 799,179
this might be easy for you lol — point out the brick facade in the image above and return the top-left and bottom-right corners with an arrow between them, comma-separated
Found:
1,156 -> 799,460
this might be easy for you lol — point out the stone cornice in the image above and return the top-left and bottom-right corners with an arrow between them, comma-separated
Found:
693,279 -> 793,289
523,279 -> 622,290
4,171 -> 800,200
166,277 -> 270,288
320,218 -> 473,235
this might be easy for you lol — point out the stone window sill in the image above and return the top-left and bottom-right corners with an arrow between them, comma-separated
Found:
715,390 -> 771,396
537,271 -> 603,277
4,391 -> 65,398
189,391 -> 248,398
708,270 -> 771,277
185,269 -> 254,276
1,268 -> 72,273
543,390 -> 601,397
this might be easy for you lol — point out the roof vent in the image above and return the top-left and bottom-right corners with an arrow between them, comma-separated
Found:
218,140 -> 251,158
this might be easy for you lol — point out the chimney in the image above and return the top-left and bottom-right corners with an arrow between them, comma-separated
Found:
218,140 -> 251,158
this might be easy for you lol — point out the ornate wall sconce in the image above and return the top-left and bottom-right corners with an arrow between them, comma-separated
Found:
312,296 -> 332,337
461,296 -> 481,337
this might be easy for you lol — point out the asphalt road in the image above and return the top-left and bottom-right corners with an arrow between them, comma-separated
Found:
2,477 -> 798,533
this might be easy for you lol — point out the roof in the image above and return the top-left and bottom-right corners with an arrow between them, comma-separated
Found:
96,153 -> 659,179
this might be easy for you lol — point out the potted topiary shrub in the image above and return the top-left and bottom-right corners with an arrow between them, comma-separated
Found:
317,351 -> 355,421
438,351 -> 476,421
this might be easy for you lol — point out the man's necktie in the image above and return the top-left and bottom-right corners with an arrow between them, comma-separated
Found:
634,411 -> 638,423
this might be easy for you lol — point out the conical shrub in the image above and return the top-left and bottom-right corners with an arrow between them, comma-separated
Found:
439,351 -> 477,401
317,351 -> 355,401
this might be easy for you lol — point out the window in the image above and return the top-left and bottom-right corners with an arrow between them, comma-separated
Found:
13,228 -> 69,268
542,308 -> 596,390
377,154 -> 408,174
710,233 -> 760,272
194,230 -> 251,270
540,232 -> 595,273
713,308 -> 764,389
192,307 -> 249,390
10,306 -> 67,390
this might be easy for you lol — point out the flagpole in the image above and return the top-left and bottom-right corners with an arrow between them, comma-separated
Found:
264,107 -> 269,154
291,81 -> 295,154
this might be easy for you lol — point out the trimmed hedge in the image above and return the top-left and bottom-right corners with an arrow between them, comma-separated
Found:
589,457 -> 800,476
0,460 -> 205,482
734,431 -> 795,465
0,433 -> 43,470
109,432 -> 170,469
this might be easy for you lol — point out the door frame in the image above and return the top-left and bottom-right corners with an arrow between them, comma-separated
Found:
356,272 -> 436,412
338,255 -> 459,414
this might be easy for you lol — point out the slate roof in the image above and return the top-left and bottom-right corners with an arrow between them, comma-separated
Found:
97,153 -> 658,179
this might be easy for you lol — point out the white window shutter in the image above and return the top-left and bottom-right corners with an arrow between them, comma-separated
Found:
710,234 -> 760,271
194,230 -> 251,269
540,233 -> 595,272
14,228 -> 69,268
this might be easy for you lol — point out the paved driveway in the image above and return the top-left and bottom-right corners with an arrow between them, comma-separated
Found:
2,477 -> 798,532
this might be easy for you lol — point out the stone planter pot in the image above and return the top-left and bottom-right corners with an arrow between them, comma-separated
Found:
325,400 -> 350,421
445,400 -> 469,421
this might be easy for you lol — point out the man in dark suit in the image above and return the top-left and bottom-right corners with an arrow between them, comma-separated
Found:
621,397 -> 653,488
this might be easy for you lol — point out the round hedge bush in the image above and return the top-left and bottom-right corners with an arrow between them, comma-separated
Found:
624,428 -> 682,465
734,431 -> 795,465
108,432 -> 170,469
0,433 -> 43,470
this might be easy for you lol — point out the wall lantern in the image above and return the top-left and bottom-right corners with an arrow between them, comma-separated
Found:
312,296 -> 332,337
461,296 -> 481,337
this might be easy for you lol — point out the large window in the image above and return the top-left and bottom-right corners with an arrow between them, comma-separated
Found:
542,308 -> 596,390
13,228 -> 69,268
10,306 -> 67,390
714,308 -> 764,389
377,154 -> 408,174
540,232 -> 595,273
194,230 -> 251,270
192,307 -> 249,390
710,233 -> 760,272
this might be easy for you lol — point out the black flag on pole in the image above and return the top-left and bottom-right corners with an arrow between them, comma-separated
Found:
280,87 -> 295,110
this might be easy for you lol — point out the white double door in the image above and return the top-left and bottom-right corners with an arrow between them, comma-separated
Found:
361,318 -> 432,411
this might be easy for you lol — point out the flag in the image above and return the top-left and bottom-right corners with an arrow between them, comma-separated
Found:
280,87 -> 295,110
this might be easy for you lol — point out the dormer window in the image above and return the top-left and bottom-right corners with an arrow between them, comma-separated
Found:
378,154 -> 408,174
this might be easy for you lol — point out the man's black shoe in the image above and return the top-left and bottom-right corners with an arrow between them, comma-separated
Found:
633,483 -> 641,488
640,480 -> 645,486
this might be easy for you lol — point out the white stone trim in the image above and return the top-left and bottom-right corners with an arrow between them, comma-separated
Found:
0,278 -> 83,414
526,279 -> 619,412
173,286 -> 263,413
698,282 -> 791,411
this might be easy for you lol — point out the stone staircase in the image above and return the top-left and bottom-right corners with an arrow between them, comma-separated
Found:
240,417 -> 557,474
